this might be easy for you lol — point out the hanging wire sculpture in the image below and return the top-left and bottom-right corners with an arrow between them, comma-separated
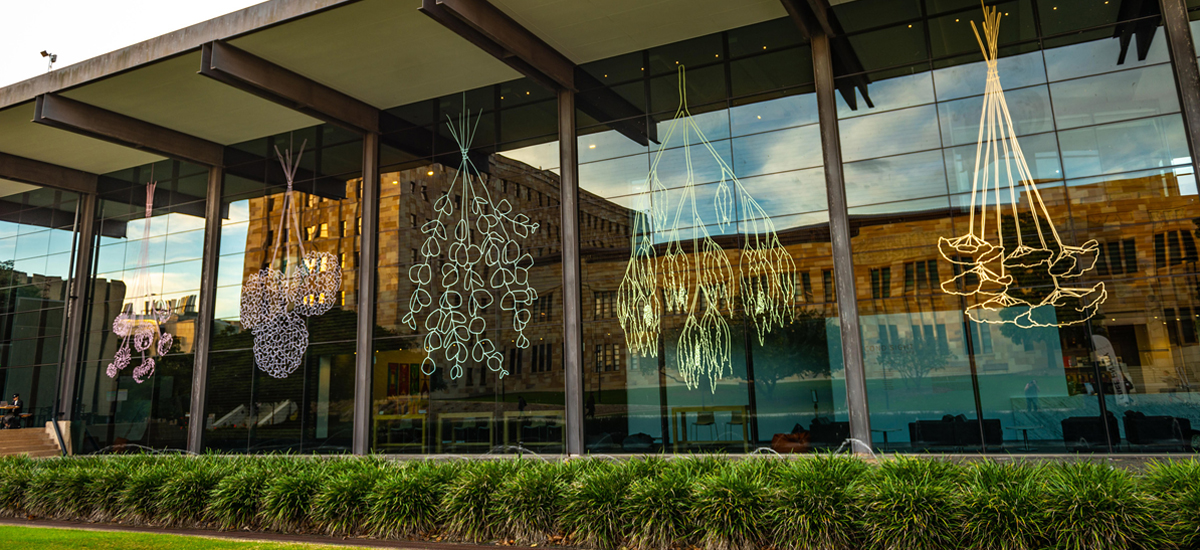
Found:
404,102 -> 540,380
939,3 -> 1106,328
107,182 -> 173,384
239,142 -> 342,378
616,66 -> 798,392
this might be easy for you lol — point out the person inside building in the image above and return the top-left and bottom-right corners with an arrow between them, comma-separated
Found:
5,394 -> 22,429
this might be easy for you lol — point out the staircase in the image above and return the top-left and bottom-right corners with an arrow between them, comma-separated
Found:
0,428 -> 61,458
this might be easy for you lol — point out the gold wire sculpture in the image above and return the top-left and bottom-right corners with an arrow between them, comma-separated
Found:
239,142 -> 343,379
939,3 -> 1106,328
403,103 -> 540,380
107,182 -> 173,384
616,66 -> 797,392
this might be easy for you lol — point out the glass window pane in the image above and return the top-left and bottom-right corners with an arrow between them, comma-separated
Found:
1057,115 -> 1190,179
1049,64 -> 1180,130
840,105 -> 944,162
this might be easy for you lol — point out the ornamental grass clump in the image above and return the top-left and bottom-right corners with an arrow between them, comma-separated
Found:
24,460 -> 95,519
673,454 -> 727,478
692,459 -> 773,550
1040,462 -> 1166,550
52,459 -> 104,519
207,461 -> 273,530
624,462 -> 697,550
366,460 -> 453,539
491,459 -> 568,544
958,461 -> 1044,550
769,454 -> 867,550
856,457 -> 964,550
561,458 -> 656,550
440,459 -> 520,542
6,452 -> 1200,549
309,458 -> 392,536
156,456 -> 228,527
86,459 -> 133,522
119,457 -> 188,525
0,456 -> 33,517
258,461 -> 326,532
1144,460 -> 1200,549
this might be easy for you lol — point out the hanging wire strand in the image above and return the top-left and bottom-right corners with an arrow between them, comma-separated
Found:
240,139 -> 343,378
938,2 -> 1106,328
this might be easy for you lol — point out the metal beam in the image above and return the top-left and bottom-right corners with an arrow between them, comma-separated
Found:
420,0 -> 574,91
222,147 -> 348,200
187,166 -> 224,454
574,70 -> 657,147
1160,0 -> 1200,169
0,199 -> 85,233
804,0 -> 838,37
558,89 -> 584,456
0,152 -> 98,195
352,132 -> 379,455
779,0 -> 873,110
1114,0 -> 1162,65
96,175 -> 214,220
812,33 -> 871,453
58,191 -> 96,422
419,0 -> 654,146
200,41 -> 380,134
34,94 -> 224,168
779,0 -> 823,38
197,41 -> 487,173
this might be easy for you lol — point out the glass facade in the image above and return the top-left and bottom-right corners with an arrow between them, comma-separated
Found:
841,0 -> 1200,452
372,77 -> 564,454
576,19 -> 844,454
0,186 -> 77,429
77,160 -> 206,451
204,124 -> 363,453
30,0 -> 1200,456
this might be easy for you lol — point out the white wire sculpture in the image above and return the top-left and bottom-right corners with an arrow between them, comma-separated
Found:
616,66 -> 797,392
939,4 -> 1106,328
107,182 -> 173,384
403,104 -> 540,380
239,142 -> 342,378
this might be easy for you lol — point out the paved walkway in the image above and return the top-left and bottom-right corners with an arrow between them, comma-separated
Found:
0,517 -> 546,549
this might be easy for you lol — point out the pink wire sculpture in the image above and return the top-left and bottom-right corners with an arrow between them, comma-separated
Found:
239,142 -> 342,378
107,182 -> 174,384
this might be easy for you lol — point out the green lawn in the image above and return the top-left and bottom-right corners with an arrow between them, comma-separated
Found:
0,525 -> 384,550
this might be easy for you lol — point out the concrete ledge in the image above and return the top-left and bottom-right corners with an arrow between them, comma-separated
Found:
43,421 -> 69,456
0,0 -> 359,110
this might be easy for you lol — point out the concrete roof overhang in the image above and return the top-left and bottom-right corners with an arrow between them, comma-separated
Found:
0,0 -> 785,179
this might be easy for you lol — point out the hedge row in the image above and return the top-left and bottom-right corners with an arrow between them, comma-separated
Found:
0,454 -> 1197,550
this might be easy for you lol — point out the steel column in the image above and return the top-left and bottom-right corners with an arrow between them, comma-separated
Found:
187,166 -> 224,454
58,191 -> 96,421
558,89 -> 584,456
1160,0 -> 1200,168
812,33 -> 871,453
352,132 -> 380,455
